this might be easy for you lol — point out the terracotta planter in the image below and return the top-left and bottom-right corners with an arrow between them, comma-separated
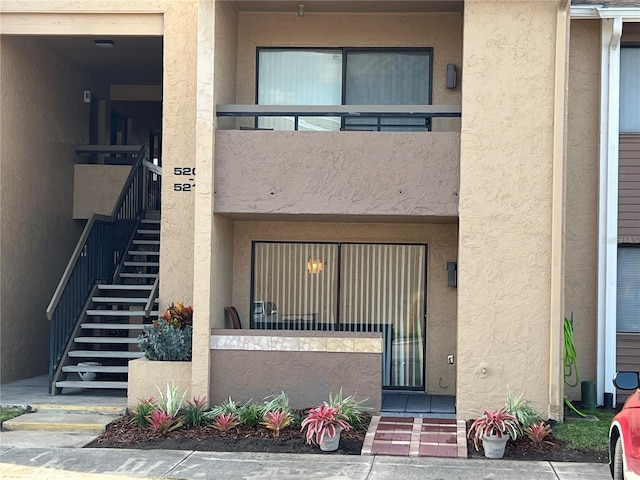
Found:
319,426 -> 342,452
482,432 -> 509,459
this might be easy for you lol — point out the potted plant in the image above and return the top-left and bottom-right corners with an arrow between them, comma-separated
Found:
138,303 -> 193,361
301,404 -> 351,452
468,406 -> 519,459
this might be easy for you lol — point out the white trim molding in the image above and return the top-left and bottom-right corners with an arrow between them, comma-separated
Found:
571,5 -> 640,20
597,17 -> 623,407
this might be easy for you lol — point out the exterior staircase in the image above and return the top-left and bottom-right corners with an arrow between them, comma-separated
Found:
53,217 -> 160,393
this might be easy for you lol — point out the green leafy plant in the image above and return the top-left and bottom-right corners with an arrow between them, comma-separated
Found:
301,405 -> 351,445
327,389 -> 371,432
156,383 -> 186,418
211,412 -> 239,431
182,396 -> 214,427
505,389 -> 542,435
238,403 -> 262,428
259,391 -> 291,418
467,407 -> 519,451
261,410 -> 292,437
210,397 -> 240,417
138,303 -> 193,361
290,410 -> 305,429
147,410 -> 180,434
525,422 -> 554,446
131,397 -> 156,427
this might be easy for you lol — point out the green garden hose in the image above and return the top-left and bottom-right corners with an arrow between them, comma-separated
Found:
563,315 -> 587,417
564,317 -> 579,388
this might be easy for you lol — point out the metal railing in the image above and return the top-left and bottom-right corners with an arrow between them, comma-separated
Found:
46,145 -> 153,391
216,104 -> 462,132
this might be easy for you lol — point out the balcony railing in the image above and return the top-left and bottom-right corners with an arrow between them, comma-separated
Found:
216,104 -> 462,131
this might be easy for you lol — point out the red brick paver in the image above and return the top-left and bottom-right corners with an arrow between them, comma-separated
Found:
362,416 -> 468,458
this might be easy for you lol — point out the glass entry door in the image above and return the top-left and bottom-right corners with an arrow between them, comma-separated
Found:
340,244 -> 426,389
251,242 -> 427,390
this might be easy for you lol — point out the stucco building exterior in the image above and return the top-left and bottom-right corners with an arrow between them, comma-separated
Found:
0,0 -> 638,421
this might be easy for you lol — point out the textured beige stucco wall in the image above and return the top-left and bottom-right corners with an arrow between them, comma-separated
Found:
236,12 -> 462,132
215,131 -> 460,218
192,0 -> 238,399
565,20 -> 600,400
0,37 -> 89,382
73,165 -> 131,219
232,221 -> 458,394
457,0 -> 564,419
127,358 -> 192,408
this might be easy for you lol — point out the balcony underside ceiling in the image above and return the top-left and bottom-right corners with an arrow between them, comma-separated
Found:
216,213 -> 460,224
232,1 -> 464,14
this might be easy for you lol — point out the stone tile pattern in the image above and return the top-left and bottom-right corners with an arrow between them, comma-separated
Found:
210,334 -> 381,353
362,416 -> 467,458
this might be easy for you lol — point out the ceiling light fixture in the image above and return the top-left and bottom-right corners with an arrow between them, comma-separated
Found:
94,39 -> 115,48
298,4 -> 305,17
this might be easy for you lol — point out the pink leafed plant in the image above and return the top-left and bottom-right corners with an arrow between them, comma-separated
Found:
260,410 -> 292,437
147,410 -> 176,434
301,404 -> 351,445
467,406 -> 519,451
212,412 -> 239,432
525,422 -> 554,446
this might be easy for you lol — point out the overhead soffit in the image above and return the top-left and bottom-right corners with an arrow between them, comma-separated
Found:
231,0 -> 464,13
21,35 -> 163,85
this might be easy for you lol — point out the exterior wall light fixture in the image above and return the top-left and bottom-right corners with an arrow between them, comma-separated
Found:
298,4 -> 305,17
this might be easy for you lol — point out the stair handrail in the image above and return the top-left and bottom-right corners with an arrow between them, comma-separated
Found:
144,276 -> 160,318
47,145 -> 150,391
46,145 -> 148,319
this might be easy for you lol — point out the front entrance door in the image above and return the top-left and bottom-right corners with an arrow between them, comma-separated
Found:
251,242 -> 427,390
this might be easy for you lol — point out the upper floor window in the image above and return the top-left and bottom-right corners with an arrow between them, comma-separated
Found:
257,48 -> 432,132
620,46 -> 640,133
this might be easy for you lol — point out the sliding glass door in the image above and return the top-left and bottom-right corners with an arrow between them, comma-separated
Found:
251,242 -> 427,389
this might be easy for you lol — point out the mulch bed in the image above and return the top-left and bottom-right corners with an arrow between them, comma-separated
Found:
86,413 -> 368,455
88,414 -> 608,463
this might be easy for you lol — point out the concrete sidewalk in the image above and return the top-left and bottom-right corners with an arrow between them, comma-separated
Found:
0,446 -> 611,480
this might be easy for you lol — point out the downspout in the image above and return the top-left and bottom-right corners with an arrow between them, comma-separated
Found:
597,17 -> 622,407
549,0 -> 569,422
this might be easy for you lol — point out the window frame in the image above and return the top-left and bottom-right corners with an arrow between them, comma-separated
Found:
255,46 -> 434,131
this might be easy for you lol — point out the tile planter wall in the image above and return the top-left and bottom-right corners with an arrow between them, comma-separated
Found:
210,329 -> 382,411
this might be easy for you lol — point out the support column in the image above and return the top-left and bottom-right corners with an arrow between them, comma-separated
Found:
457,0 -> 568,419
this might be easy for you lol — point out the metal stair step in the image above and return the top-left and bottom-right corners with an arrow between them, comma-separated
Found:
97,284 -> 154,291
119,273 -> 157,278
137,229 -> 160,235
132,240 -> 160,245
86,310 -> 158,316
128,251 -> 159,256
62,365 -> 129,374
54,381 -> 129,390
68,350 -> 145,359
81,323 -> 148,330
124,261 -> 159,267
74,337 -> 140,344
141,219 -> 160,224
91,297 -> 155,303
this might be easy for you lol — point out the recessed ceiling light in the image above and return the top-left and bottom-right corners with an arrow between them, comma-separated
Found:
94,40 -> 115,48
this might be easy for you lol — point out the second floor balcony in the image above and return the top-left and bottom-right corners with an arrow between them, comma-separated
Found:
214,105 -> 460,221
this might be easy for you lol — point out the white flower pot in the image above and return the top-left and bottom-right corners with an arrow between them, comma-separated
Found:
482,432 -> 509,459
77,362 -> 102,381
319,426 -> 342,452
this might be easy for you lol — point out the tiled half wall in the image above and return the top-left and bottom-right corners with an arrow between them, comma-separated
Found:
210,329 -> 382,411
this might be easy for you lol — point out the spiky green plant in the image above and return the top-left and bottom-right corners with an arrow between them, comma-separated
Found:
238,403 -> 262,428
327,389 -> 371,431
131,397 -> 156,427
210,397 -> 240,417
156,383 -> 186,418
182,396 -> 215,427
504,388 -> 542,435
259,391 -> 291,418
